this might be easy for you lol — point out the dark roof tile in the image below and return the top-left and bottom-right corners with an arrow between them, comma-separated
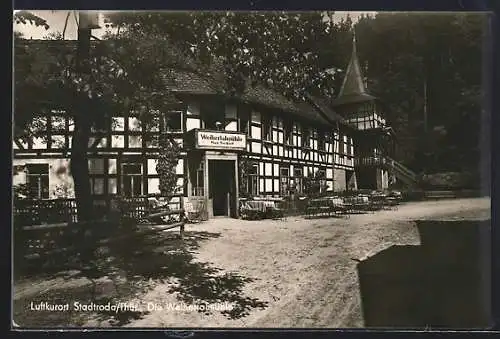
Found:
17,39 -> 352,128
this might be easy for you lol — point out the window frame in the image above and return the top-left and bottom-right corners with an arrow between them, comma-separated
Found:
262,115 -> 273,142
247,163 -> 259,196
283,119 -> 293,145
192,161 -> 205,196
121,161 -> 143,197
293,168 -> 303,194
302,126 -> 311,148
26,164 -> 50,199
160,110 -> 183,133
279,167 -> 290,196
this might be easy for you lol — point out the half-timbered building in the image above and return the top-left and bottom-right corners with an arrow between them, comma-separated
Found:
13,35 -> 402,219
331,32 -> 395,190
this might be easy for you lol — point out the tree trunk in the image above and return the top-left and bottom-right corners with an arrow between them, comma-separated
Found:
71,112 -> 92,222
71,27 -> 93,223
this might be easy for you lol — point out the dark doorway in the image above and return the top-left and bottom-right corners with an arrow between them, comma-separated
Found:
356,167 -> 377,190
208,160 -> 236,217
345,170 -> 356,191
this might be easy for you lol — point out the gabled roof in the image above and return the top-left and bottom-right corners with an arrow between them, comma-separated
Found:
16,39 -> 353,129
332,30 -> 377,107
333,92 -> 377,107
164,68 -> 349,127
304,93 -> 350,125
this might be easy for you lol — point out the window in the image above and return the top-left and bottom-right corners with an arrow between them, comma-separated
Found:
248,164 -> 259,196
89,178 -> 105,195
318,168 -> 327,194
239,109 -> 250,136
280,167 -> 290,196
161,111 -> 182,132
340,135 -> 346,155
27,164 -> 49,199
347,137 -> 353,156
202,102 -> 224,130
128,116 -> 142,132
192,161 -> 204,196
302,127 -> 310,148
121,162 -> 143,197
262,116 -> 272,142
112,117 -> 125,131
284,120 -> 293,145
318,132 -> 326,151
293,168 -> 303,194
51,115 -> 66,133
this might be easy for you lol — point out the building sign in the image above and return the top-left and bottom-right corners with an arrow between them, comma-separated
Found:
195,130 -> 247,151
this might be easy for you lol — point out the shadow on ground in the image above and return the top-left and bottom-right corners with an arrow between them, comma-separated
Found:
357,219 -> 492,329
14,229 -> 268,327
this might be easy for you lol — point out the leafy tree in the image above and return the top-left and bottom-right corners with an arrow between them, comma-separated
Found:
354,13 -> 486,174
14,12 -> 193,221
14,10 -> 50,29
104,11 -> 345,99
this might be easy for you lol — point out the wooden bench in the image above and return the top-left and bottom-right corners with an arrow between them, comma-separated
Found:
424,191 -> 457,200
306,198 -> 347,218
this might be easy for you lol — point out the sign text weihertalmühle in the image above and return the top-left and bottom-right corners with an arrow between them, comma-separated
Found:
196,131 -> 246,150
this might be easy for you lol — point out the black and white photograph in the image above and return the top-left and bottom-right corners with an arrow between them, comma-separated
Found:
12,10 -> 492,329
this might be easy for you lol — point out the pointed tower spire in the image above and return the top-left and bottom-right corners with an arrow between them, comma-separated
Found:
337,28 -> 368,98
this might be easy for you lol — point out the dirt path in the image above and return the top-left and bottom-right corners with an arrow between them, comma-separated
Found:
14,198 -> 490,328
126,198 -> 490,328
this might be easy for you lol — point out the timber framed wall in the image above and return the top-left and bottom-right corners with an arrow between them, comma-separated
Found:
12,95 -> 359,203
13,105 -> 187,206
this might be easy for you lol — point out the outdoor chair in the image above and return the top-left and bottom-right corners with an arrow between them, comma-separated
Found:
329,197 -> 349,217
266,200 -> 286,220
240,202 -> 264,220
367,193 -> 386,211
305,200 -> 320,218
341,197 -> 354,214
318,200 -> 332,217
353,195 -> 371,213
184,198 -> 205,223
383,196 -> 400,209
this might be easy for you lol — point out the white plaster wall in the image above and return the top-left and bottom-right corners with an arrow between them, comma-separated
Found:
186,118 -> 200,131
225,121 -> 238,131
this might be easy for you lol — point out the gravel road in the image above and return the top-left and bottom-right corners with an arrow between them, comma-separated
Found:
13,198 -> 490,328
126,198 -> 490,328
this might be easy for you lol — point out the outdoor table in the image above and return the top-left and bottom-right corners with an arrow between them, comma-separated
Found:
241,200 -> 276,220
385,196 -> 399,207
306,197 -> 344,217
245,200 -> 276,212
328,197 -> 344,206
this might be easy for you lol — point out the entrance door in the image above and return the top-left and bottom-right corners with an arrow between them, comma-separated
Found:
208,160 -> 236,217
345,169 -> 356,191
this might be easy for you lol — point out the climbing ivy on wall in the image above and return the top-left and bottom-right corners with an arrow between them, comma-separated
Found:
238,156 -> 252,198
156,132 -> 181,201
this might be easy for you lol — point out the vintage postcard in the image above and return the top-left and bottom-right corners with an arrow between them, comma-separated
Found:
12,10 -> 492,330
